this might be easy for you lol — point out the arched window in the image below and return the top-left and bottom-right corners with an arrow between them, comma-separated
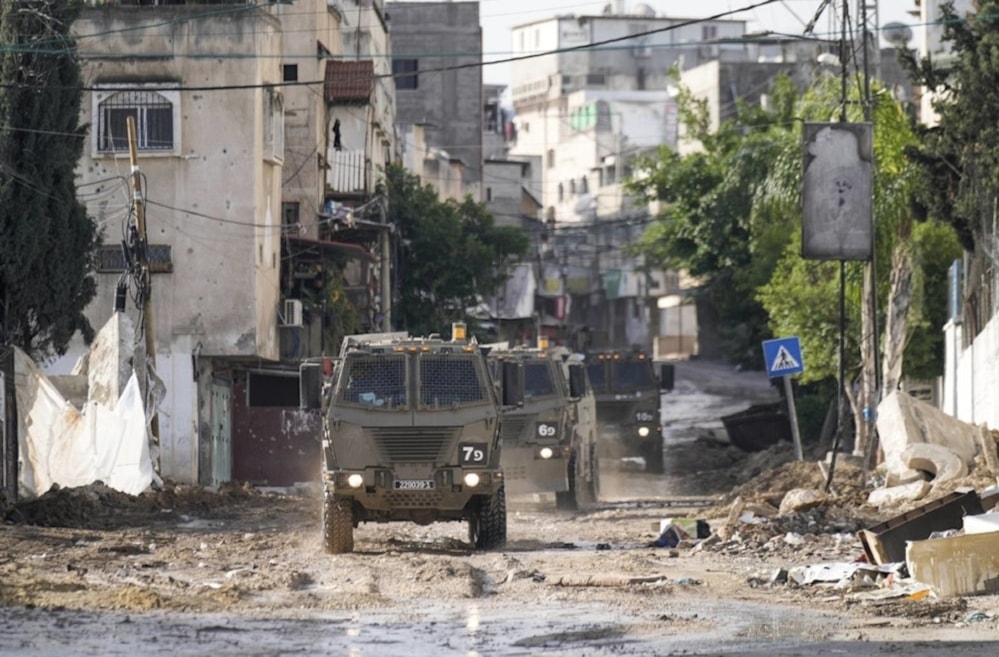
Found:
97,90 -> 174,152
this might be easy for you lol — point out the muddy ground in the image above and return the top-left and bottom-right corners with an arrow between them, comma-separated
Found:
2,359 -> 999,655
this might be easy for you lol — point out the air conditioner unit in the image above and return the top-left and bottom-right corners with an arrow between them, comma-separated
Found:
281,299 -> 303,327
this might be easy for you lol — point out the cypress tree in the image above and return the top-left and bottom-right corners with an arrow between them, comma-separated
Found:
0,0 -> 97,359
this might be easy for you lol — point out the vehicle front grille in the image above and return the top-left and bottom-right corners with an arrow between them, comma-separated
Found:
597,402 -> 634,424
385,490 -> 445,508
500,415 -> 535,443
369,427 -> 458,462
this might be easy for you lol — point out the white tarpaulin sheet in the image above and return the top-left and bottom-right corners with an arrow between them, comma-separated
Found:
14,347 -> 153,498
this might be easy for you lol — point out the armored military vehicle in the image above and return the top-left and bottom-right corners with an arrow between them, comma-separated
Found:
307,326 -> 522,554
585,350 -> 671,473
486,342 -> 598,509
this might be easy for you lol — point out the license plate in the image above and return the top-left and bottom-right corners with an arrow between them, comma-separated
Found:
393,479 -> 435,490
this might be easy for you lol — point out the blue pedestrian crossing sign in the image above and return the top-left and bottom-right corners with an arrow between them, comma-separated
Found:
762,336 -> 804,378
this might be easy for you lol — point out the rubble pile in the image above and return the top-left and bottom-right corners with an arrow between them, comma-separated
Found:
6,480 -> 292,530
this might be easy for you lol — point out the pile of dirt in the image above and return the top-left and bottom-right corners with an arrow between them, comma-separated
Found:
7,480 -> 296,530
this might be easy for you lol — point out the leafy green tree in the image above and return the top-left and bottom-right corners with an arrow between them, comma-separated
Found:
380,163 -> 529,337
0,0 -> 98,359
626,73 -> 800,366
756,75 -> 956,454
901,1 -> 999,339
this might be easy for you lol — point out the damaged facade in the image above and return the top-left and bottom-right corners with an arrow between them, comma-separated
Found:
32,1 -> 398,490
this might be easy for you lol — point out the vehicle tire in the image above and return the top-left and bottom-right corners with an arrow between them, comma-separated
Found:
643,437 -> 665,474
555,451 -> 579,511
575,445 -> 598,508
469,483 -> 507,550
589,442 -> 601,502
322,489 -> 355,554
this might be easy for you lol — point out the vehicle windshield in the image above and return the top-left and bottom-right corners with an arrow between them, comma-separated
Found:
419,355 -> 487,408
523,362 -> 556,399
586,363 -> 607,393
339,355 -> 407,409
611,361 -> 656,392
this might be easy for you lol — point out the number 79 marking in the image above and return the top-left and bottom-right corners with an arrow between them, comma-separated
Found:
460,443 -> 486,464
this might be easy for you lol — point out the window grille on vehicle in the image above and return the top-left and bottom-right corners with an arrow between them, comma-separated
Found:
611,362 -> 655,391
587,363 -> 608,393
340,355 -> 407,408
524,363 -> 556,399
419,355 -> 485,407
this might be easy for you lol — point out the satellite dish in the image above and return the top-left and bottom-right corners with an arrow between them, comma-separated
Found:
881,21 -> 913,47
633,3 -> 655,16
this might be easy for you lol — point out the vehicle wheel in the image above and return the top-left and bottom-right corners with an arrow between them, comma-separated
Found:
589,444 -> 601,502
469,483 -> 507,550
643,437 -> 665,474
575,445 -> 598,508
322,489 -> 355,554
555,451 -> 579,510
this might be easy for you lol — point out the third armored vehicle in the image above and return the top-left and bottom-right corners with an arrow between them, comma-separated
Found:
308,325 -> 522,553
585,349 -> 671,473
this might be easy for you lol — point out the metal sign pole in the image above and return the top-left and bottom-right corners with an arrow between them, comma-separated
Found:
783,375 -> 804,461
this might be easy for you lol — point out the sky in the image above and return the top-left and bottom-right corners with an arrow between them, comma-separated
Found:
429,0 -> 925,86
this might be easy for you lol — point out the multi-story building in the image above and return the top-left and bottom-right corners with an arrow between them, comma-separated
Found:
507,4 -> 748,351
49,1 -> 397,488
387,1 -> 483,200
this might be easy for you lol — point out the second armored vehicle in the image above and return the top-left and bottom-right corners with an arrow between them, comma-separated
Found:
488,342 -> 598,509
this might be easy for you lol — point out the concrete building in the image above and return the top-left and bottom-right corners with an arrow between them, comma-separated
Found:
505,4 -> 749,351
65,2 -> 288,486
53,1 -> 398,488
387,1 -> 483,199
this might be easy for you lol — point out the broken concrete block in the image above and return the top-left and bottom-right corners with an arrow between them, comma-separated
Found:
900,442 -> 968,485
866,480 -> 931,508
778,488 -> 827,516
907,531 -> 999,597
877,391 -> 980,481
963,511 -> 999,535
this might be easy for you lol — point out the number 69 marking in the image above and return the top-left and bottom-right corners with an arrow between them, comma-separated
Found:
460,442 -> 487,465
536,423 -> 557,438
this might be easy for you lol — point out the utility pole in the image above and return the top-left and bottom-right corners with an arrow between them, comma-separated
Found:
127,116 -> 160,445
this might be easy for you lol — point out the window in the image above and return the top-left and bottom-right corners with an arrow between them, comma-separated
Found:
283,64 -> 298,82
282,202 -> 300,235
546,148 -> 555,168
392,58 -> 418,90
96,89 -> 176,153
702,25 -> 718,40
264,89 -> 284,163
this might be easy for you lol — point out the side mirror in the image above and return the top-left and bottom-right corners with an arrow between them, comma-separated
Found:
501,360 -> 524,406
568,364 -> 586,399
300,362 -> 323,410
659,363 -> 675,392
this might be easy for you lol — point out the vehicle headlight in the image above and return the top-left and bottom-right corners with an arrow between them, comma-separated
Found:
539,447 -> 554,459
346,473 -> 364,488
637,426 -> 650,438
463,472 -> 481,487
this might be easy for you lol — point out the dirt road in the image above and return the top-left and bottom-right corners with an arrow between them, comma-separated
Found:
2,358 -> 998,656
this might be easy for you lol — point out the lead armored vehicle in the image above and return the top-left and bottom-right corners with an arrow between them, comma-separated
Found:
487,342 -> 598,509
309,326 -> 522,553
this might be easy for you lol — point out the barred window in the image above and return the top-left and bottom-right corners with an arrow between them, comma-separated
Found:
419,355 -> 485,407
98,90 -> 174,152
340,355 -> 407,408
524,362 -> 556,399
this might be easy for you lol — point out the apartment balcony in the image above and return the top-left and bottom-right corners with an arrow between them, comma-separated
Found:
326,149 -> 370,197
